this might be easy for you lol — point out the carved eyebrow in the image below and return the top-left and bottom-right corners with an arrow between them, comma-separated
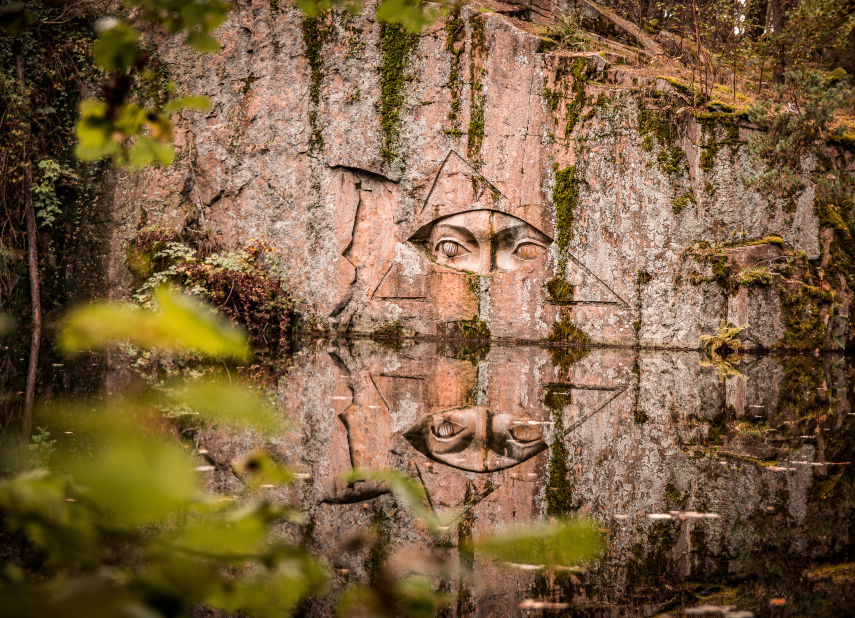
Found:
433,224 -> 477,240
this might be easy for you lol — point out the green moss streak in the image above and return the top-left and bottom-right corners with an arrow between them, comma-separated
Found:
553,165 -> 578,257
467,16 -> 487,161
542,86 -> 561,112
445,14 -> 465,121
779,283 -> 836,350
637,105 -> 687,177
379,22 -> 419,162
548,310 -> 590,343
697,112 -> 740,172
546,276 -> 575,303
672,190 -> 696,215
458,315 -> 491,339
301,14 -> 334,152
563,58 -> 587,140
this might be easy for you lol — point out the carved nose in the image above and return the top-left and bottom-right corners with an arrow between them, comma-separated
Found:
478,243 -> 493,274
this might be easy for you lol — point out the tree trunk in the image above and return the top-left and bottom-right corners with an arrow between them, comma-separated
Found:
745,0 -> 768,41
770,0 -> 787,83
16,55 -> 41,451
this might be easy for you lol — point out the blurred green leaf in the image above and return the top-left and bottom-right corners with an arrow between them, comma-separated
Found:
0,471 -> 99,566
163,95 -> 212,113
342,469 -> 449,532
74,100 -> 120,161
207,556 -> 328,618
128,136 -> 175,167
375,0 -> 439,32
161,380 -> 281,434
0,313 -> 14,335
475,518 -> 602,569
186,31 -> 220,52
0,3 -> 33,36
394,576 -> 444,618
73,438 -> 196,527
92,21 -> 140,71
60,286 -> 249,359
0,578 -> 155,618
232,451 -> 297,486
126,0 -> 232,34
171,512 -> 267,558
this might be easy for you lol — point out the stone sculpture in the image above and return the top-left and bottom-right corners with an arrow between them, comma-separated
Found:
408,210 -> 552,275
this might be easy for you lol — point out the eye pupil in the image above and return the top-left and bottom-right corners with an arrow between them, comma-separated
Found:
441,241 -> 459,257
436,421 -> 455,437
516,244 -> 541,260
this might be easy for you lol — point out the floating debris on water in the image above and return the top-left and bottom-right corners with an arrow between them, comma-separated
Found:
519,599 -> 570,609
505,563 -> 545,570
685,604 -> 752,616
195,465 -> 215,471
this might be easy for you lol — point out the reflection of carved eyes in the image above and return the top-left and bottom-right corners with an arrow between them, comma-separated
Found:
514,243 -> 544,260
434,420 -> 467,438
509,425 -> 541,443
438,240 -> 467,258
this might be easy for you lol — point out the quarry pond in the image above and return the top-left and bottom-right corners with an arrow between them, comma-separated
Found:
183,339 -> 855,617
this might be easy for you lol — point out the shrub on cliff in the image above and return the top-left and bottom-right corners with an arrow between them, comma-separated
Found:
130,235 -> 295,359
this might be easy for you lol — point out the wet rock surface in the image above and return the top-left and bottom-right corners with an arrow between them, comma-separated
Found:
194,341 -> 855,616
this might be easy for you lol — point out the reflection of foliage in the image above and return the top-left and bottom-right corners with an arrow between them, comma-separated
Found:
371,320 -> 404,345
545,398 -> 576,517
548,345 -> 590,377
699,319 -> 748,357
699,352 -> 746,382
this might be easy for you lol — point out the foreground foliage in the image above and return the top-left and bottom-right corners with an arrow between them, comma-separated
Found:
0,288 -> 602,618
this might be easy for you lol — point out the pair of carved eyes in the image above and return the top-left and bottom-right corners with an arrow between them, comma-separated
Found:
437,240 -> 544,260
433,420 -> 541,443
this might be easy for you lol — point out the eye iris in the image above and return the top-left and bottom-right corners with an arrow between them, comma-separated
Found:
516,244 -> 541,260
511,425 -> 540,442
436,421 -> 455,437
441,241 -> 459,257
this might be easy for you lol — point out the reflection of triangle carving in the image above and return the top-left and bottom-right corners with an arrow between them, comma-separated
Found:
542,382 -> 629,435
419,150 -> 511,216
560,254 -> 630,308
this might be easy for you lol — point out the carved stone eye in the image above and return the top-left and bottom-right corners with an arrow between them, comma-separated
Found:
510,425 -> 541,442
440,241 -> 460,257
515,243 -> 542,260
436,420 -> 456,437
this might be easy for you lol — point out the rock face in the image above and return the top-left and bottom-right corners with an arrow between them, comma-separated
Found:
104,0 -> 850,349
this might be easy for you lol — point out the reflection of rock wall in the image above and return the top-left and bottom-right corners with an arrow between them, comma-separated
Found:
193,342 -> 852,613
104,1 -> 847,349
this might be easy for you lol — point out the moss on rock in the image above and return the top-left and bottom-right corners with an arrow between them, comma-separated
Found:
379,22 -> 419,162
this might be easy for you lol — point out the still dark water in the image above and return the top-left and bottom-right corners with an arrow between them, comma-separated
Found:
7,339 -> 855,617
266,340 -> 854,617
